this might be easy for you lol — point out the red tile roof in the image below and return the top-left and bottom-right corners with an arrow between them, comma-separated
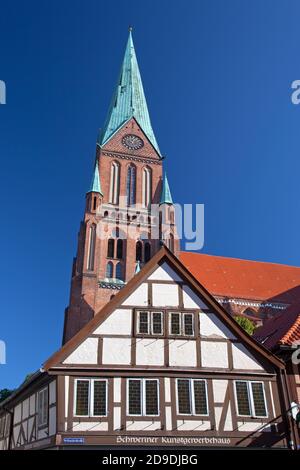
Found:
179,251 -> 300,349
254,306 -> 300,349
180,251 -> 300,303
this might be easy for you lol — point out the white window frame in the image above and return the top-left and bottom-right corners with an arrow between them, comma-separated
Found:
37,387 -> 48,428
137,311 -> 163,336
176,378 -> 209,417
127,378 -> 160,417
234,380 -> 268,418
74,378 -> 108,418
169,312 -> 194,337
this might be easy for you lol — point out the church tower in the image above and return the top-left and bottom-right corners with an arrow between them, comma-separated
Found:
63,31 -> 179,343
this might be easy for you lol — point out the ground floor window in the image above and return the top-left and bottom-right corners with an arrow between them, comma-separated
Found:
176,379 -> 208,416
127,379 -> 159,416
234,381 -> 267,417
74,379 -> 107,417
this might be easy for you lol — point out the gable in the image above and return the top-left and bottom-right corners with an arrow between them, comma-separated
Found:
45,248 -> 282,372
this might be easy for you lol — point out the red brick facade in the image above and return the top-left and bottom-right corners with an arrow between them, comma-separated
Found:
63,118 -> 179,343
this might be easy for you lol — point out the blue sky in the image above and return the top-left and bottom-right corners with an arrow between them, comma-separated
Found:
1,0 -> 300,388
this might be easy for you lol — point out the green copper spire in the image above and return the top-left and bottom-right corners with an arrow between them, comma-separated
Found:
98,31 -> 161,157
160,173 -> 173,205
87,161 -> 102,195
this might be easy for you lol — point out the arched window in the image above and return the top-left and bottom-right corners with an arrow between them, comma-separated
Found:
136,241 -> 143,262
126,165 -> 136,206
169,233 -> 174,253
116,262 -> 123,280
106,261 -> 113,279
107,239 -> 114,258
142,167 -> 152,208
87,224 -> 96,271
144,242 -> 151,263
117,239 -> 123,259
93,196 -> 97,211
109,162 -> 120,205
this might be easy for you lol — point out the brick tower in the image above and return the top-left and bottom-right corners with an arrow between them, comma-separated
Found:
63,31 -> 179,343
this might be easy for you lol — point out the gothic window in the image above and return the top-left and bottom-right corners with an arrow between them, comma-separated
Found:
126,164 -> 136,206
106,261 -> 113,279
127,379 -> 159,416
115,262 -> 123,281
117,239 -> 123,259
144,242 -> 151,262
87,224 -> 96,271
93,196 -> 97,211
74,379 -> 107,417
169,233 -> 174,252
109,161 -> 120,205
136,241 -> 143,262
142,167 -> 152,208
176,379 -> 208,416
107,239 -> 114,258
235,381 -> 267,417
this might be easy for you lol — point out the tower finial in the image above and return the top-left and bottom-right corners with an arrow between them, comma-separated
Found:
129,25 -> 133,32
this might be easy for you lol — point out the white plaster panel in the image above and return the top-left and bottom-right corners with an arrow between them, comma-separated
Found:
212,380 -> 228,403
148,262 -> 182,281
49,406 -> 56,436
182,285 -> 208,309
169,340 -> 197,367
237,422 -> 264,432
164,378 -> 171,402
65,376 -> 69,418
14,404 -> 21,424
214,407 -> 222,431
152,283 -> 179,307
165,406 -> 172,431
93,309 -> 132,335
114,378 -> 121,403
22,398 -> 29,420
72,422 -> 108,431
232,343 -> 263,370
28,417 -> 35,441
102,338 -> 131,365
38,428 -> 48,440
23,421 -> 28,440
13,425 -> 20,445
63,337 -> 98,365
49,380 -> 56,405
224,403 -> 233,431
113,407 -> 121,431
200,312 -> 236,339
29,394 -> 36,416
126,421 -> 161,431
136,339 -> 164,366
122,283 -> 148,306
177,420 -> 211,431
201,341 -> 228,368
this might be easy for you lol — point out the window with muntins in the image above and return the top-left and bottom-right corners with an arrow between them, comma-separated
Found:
127,379 -> 159,416
235,381 -> 267,417
38,387 -> 48,427
137,311 -> 163,335
75,379 -> 107,417
170,312 -> 194,336
177,379 -> 208,416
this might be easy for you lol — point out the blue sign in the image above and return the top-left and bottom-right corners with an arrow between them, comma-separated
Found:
63,437 -> 85,444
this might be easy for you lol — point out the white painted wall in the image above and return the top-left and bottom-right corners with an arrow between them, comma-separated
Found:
122,283 -> 148,306
152,283 -> 179,307
148,262 -> 182,282
113,407 -> 121,431
224,403 -> 233,431
169,340 -> 197,367
29,394 -> 35,416
63,337 -> 98,365
201,341 -> 228,368
164,378 -> 171,402
102,338 -> 131,365
114,378 -> 121,403
49,380 -> 56,405
177,420 -> 210,431
136,339 -> 164,366
200,312 -> 236,339
49,407 -> 56,436
182,285 -> 208,309
232,343 -> 263,370
126,421 -> 161,431
94,309 -> 132,335
212,380 -> 228,403
72,422 -> 108,431
165,406 -> 172,431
